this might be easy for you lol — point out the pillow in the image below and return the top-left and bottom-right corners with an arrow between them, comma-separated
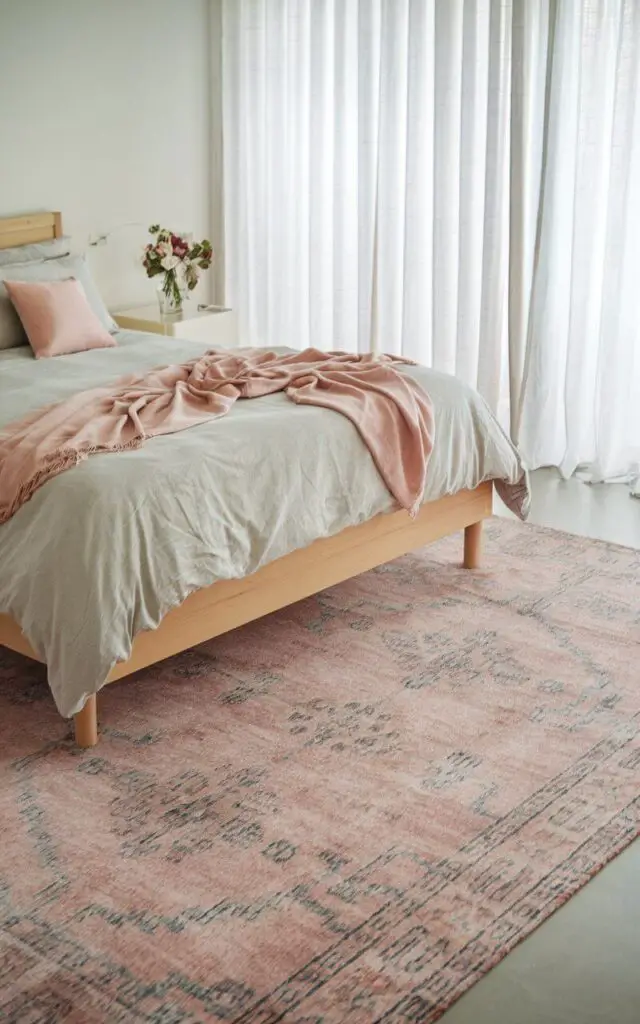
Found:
0,253 -> 117,350
4,278 -> 117,359
0,235 -> 72,267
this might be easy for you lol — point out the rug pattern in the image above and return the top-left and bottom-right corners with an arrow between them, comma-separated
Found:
0,518 -> 639,1023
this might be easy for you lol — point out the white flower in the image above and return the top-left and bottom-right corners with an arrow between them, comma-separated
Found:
161,254 -> 180,271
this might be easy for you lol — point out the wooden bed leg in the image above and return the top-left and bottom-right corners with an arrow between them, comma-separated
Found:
74,694 -> 98,748
463,521 -> 483,569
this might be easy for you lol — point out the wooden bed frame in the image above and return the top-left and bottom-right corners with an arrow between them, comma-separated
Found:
0,212 -> 492,748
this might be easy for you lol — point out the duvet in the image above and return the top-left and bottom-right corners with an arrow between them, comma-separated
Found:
0,331 -> 529,717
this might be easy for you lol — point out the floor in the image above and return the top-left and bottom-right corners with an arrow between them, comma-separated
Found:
442,469 -> 640,1024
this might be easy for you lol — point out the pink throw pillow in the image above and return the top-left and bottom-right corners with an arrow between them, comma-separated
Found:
4,278 -> 117,359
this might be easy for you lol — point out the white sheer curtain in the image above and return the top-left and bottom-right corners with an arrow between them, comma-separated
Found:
516,0 -> 640,484
221,0 -> 539,425
220,0 -> 640,482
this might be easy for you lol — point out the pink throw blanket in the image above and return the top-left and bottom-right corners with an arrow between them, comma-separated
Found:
0,348 -> 434,525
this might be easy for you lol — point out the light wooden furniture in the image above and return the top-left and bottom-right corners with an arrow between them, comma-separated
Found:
0,212 -> 495,749
74,695 -> 98,748
0,210 -> 62,249
2,486 -> 492,747
113,304 -> 238,348
463,520 -> 483,570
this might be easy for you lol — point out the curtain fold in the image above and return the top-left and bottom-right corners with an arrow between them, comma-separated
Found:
517,0 -> 640,483
220,0 -> 640,483
221,0 -> 523,426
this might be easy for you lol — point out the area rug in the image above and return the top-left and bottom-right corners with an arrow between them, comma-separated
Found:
1,518 -> 639,1024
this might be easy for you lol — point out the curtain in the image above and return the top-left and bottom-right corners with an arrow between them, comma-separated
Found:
516,0 -> 640,484
220,0 -> 640,483
221,0 -> 540,428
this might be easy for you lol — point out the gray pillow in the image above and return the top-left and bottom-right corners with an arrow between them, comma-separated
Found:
0,235 -> 72,267
0,254 -> 117,350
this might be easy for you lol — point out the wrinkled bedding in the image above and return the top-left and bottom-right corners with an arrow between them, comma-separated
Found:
0,331 -> 529,717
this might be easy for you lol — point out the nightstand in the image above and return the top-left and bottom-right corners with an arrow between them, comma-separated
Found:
113,304 -> 239,349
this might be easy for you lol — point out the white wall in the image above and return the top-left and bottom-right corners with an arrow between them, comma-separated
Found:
0,0 -> 211,308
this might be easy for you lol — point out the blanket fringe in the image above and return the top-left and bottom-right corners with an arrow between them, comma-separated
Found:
1,437 -> 145,526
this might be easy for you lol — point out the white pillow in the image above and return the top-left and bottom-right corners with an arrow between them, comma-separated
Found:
0,235 -> 72,267
0,254 -> 117,350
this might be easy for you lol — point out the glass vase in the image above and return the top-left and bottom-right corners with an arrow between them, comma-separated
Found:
156,271 -> 186,316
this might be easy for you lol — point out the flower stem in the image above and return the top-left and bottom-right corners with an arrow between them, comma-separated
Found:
162,269 -> 182,310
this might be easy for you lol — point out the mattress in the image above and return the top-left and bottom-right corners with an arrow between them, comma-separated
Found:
0,331 -> 529,717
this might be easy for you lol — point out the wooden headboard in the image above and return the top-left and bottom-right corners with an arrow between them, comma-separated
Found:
0,212 -> 62,250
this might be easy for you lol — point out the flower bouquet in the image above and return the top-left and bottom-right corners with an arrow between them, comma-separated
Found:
142,225 -> 213,314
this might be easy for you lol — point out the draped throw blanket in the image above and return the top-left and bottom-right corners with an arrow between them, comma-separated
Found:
0,348 -> 434,525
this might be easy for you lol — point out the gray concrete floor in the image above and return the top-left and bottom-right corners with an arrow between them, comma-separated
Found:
441,469 -> 640,1024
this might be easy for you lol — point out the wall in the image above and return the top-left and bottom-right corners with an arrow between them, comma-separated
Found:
0,0 -> 211,308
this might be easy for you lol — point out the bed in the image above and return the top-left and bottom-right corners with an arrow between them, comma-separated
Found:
0,212 -> 529,747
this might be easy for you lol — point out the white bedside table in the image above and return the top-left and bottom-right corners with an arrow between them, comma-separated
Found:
113,304 -> 239,349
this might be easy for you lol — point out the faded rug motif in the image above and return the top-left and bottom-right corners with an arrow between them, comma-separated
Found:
0,518 -> 639,1023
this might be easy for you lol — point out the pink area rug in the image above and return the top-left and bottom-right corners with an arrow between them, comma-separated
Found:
1,518 -> 639,1023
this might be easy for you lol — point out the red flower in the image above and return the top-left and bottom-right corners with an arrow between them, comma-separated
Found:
171,234 -> 189,258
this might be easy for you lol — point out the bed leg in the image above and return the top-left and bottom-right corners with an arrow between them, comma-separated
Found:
463,521 -> 483,569
74,694 -> 98,748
